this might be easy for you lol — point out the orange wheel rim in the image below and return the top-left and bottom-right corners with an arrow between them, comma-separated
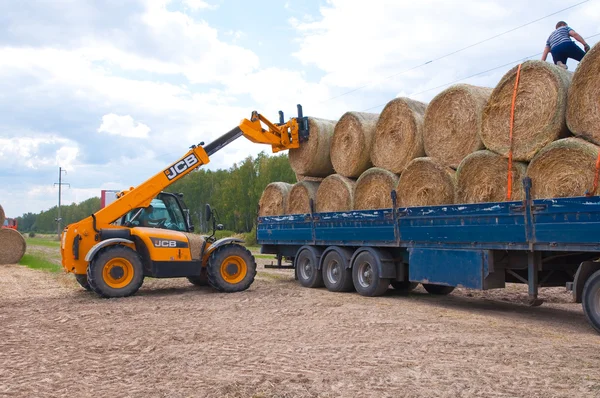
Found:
220,255 -> 247,284
102,257 -> 135,289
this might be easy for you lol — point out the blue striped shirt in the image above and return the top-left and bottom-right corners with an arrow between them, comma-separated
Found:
546,26 -> 573,49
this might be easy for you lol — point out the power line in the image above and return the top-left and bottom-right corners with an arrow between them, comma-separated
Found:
361,32 -> 600,112
322,0 -> 591,103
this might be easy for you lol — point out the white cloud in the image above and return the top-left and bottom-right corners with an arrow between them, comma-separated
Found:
98,114 -> 151,138
0,136 -> 80,170
183,0 -> 217,10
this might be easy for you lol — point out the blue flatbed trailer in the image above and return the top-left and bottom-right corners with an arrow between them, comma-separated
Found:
257,179 -> 600,334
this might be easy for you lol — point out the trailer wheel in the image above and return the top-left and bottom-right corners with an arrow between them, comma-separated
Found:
187,268 -> 209,286
582,269 -> 600,334
87,245 -> 145,298
207,244 -> 256,293
296,247 -> 324,288
391,281 -> 418,293
352,251 -> 390,297
75,274 -> 91,291
423,283 -> 455,295
322,249 -> 354,292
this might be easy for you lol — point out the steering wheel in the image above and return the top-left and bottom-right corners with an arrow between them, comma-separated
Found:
153,218 -> 167,228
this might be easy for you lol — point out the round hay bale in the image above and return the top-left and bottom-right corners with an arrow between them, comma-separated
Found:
287,181 -> 321,214
0,228 -> 26,265
480,60 -> 571,161
567,43 -> 600,145
456,150 -> 527,203
295,173 -> 324,183
0,204 -> 5,227
526,137 -> 600,199
423,84 -> 492,168
289,117 -> 337,177
354,168 -> 399,210
330,112 -> 379,178
315,174 -> 356,213
397,157 -> 456,207
258,182 -> 293,217
371,97 -> 427,173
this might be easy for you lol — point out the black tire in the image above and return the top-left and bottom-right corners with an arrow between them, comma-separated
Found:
582,269 -> 600,334
296,247 -> 324,288
391,281 -> 418,293
87,245 -> 145,298
322,250 -> 354,292
207,244 -> 256,293
187,268 -> 209,286
352,251 -> 390,297
75,274 -> 91,291
423,283 -> 455,295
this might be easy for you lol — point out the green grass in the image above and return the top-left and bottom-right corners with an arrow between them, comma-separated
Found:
19,254 -> 62,273
254,254 -> 276,259
25,237 -> 61,248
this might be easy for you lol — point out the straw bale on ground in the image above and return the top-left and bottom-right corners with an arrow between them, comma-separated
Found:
0,229 -> 26,265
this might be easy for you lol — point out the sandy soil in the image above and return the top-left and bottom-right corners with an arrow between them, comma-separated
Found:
0,260 -> 599,398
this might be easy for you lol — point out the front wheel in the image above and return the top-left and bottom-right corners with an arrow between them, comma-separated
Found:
75,274 -> 91,291
207,244 -> 256,293
582,269 -> 600,334
87,245 -> 145,298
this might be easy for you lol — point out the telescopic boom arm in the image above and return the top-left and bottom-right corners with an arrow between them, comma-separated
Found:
90,105 -> 309,228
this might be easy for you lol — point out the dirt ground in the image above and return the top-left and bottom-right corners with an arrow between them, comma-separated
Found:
1,260 -> 599,398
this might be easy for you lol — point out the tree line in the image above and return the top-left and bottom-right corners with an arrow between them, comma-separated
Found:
17,152 -> 295,234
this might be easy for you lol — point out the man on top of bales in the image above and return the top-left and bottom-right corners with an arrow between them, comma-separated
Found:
542,21 -> 590,70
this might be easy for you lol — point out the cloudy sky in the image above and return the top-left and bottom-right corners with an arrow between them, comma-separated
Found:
1,0 -> 599,218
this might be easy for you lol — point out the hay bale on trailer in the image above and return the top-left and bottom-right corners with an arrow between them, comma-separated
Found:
315,174 -> 356,213
294,173 -> 324,183
0,228 -> 26,265
526,137 -> 600,199
287,181 -> 321,214
330,112 -> 379,178
396,157 -> 456,207
289,117 -> 337,178
423,84 -> 492,168
258,182 -> 293,216
456,150 -> 527,203
480,60 -> 571,161
354,168 -> 399,210
371,97 -> 427,174
0,204 -> 5,227
567,43 -> 600,145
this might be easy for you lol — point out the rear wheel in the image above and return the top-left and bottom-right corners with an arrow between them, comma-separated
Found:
87,245 -> 145,298
322,249 -> 354,292
75,274 -> 91,291
207,244 -> 256,293
582,269 -> 600,334
423,283 -> 455,295
187,268 -> 209,286
295,247 -> 324,288
352,251 -> 390,297
391,281 -> 418,293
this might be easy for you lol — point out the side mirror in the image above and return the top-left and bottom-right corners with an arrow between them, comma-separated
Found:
216,224 -> 224,231
205,204 -> 212,222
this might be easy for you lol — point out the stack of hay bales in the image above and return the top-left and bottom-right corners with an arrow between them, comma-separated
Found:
0,204 -> 27,265
259,43 -> 600,214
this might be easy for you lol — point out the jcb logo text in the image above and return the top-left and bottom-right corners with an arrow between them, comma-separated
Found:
165,154 -> 199,180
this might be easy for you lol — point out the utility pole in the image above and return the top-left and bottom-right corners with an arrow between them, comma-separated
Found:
54,167 -> 70,239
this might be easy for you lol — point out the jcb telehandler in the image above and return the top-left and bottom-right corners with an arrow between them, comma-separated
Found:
61,106 -> 309,298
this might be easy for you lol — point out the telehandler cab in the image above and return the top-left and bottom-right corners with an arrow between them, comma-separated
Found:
61,106 -> 309,298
